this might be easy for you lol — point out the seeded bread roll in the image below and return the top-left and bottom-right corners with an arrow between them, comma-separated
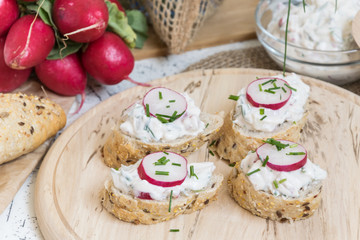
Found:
103,112 -> 223,168
101,174 -> 223,224
0,93 -> 66,165
210,110 -> 308,164
228,162 -> 323,222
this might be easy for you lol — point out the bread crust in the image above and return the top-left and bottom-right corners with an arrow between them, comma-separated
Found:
210,110 -> 308,164
0,93 -> 66,165
103,112 -> 223,168
228,163 -> 322,222
101,175 -> 223,224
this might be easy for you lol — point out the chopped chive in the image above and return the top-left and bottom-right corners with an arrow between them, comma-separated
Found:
273,180 -> 279,189
144,125 -> 155,139
279,178 -> 287,184
246,168 -> 260,176
228,95 -> 239,101
260,115 -> 267,121
169,100 -> 176,103
209,150 -> 214,156
114,167 -> 119,171
170,229 -> 179,232
145,104 -> 150,117
229,163 -> 236,167
166,105 -> 170,108
284,83 -> 297,91
286,152 -> 306,155
190,165 -> 198,179
209,140 -> 216,147
289,144 -> 298,148
267,87 -> 280,91
264,89 -> 276,94
168,190 -> 173,212
272,82 -> 278,88
163,151 -> 169,155
280,94 -> 282,100
282,87 -> 287,93
293,121 -> 296,124
260,108 -> 264,115
156,114 -> 169,123
262,155 -> 269,167
172,163 -> 181,167
159,91 -> 163,100
155,171 -> 169,175
263,138 -> 289,151
261,79 -> 273,86
154,157 -> 170,165
259,84 -> 263,92
205,123 -> 209,128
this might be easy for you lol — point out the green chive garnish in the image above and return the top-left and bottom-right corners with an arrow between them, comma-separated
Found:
282,87 -> 287,93
145,125 -> 155,138
246,168 -> 260,176
159,91 -> 163,100
229,163 -> 236,167
260,115 -> 267,121
172,163 -> 181,167
264,89 -> 276,94
263,138 -> 289,151
156,114 -> 169,123
169,100 -> 176,103
145,104 -> 150,117
154,157 -> 170,165
272,82 -> 278,88
209,150 -> 214,156
228,95 -> 239,101
284,83 -> 297,91
163,151 -> 169,155
209,140 -> 216,147
273,180 -> 279,189
268,87 -> 280,91
290,144 -> 298,148
205,123 -> 209,128
170,229 -> 179,232
168,190 -> 173,212
260,108 -> 264,115
259,84 -> 263,92
190,165 -> 198,179
286,152 -> 306,155
155,171 -> 169,176
114,167 -> 119,171
262,155 -> 269,167
261,79 -> 273,86
166,105 -> 170,108
279,178 -> 287,184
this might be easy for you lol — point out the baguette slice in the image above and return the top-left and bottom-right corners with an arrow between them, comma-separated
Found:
210,110 -> 308,164
101,174 -> 224,224
0,93 -> 66,165
103,112 -> 223,168
228,162 -> 323,222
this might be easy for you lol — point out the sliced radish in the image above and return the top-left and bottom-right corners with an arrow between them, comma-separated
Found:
137,151 -> 188,187
142,87 -> 187,122
137,192 -> 152,200
246,77 -> 292,110
256,139 -> 307,172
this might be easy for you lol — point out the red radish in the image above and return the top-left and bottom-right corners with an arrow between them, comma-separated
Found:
107,0 -> 126,13
53,0 -> 108,43
0,38 -> 31,92
246,77 -> 292,110
4,15 -> 55,70
0,0 -> 19,36
256,139 -> 307,172
82,31 -> 149,86
137,152 -> 188,188
137,192 -> 152,200
35,53 -> 86,112
142,87 -> 187,121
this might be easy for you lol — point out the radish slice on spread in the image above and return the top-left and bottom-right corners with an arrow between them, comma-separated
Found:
256,139 -> 307,172
142,87 -> 187,122
137,151 -> 188,187
246,77 -> 292,110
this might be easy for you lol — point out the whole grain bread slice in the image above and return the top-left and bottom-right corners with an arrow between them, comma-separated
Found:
210,110 -> 308,164
101,174 -> 224,224
103,112 -> 223,168
0,93 -> 66,165
228,162 -> 323,222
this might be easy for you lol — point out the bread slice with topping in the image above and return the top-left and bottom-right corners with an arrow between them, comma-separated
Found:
0,93 -> 66,165
101,174 -> 223,224
103,111 -> 223,169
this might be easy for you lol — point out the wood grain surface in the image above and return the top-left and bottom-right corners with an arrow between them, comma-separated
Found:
0,78 -> 75,214
34,69 -> 360,240
131,0 -> 258,59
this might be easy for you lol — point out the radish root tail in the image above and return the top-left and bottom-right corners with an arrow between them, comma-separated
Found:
72,91 -> 85,115
126,77 -> 151,87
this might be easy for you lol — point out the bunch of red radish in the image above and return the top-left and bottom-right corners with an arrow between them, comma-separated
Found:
0,0 -> 147,110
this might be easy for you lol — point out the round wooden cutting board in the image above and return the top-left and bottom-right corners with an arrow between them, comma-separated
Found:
34,68 -> 360,240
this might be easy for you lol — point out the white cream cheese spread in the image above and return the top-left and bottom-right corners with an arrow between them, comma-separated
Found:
267,0 -> 360,51
111,161 -> 215,201
233,73 -> 309,132
119,93 -> 205,143
240,151 -> 327,198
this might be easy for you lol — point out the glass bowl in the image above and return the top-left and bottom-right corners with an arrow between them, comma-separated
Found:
255,0 -> 360,85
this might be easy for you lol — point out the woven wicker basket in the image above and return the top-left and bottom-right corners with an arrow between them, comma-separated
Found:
121,0 -> 224,54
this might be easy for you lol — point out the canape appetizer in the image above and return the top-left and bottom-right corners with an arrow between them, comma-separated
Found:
101,151 -> 223,224
103,87 -> 223,168
210,73 -> 309,163
228,139 -> 327,222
